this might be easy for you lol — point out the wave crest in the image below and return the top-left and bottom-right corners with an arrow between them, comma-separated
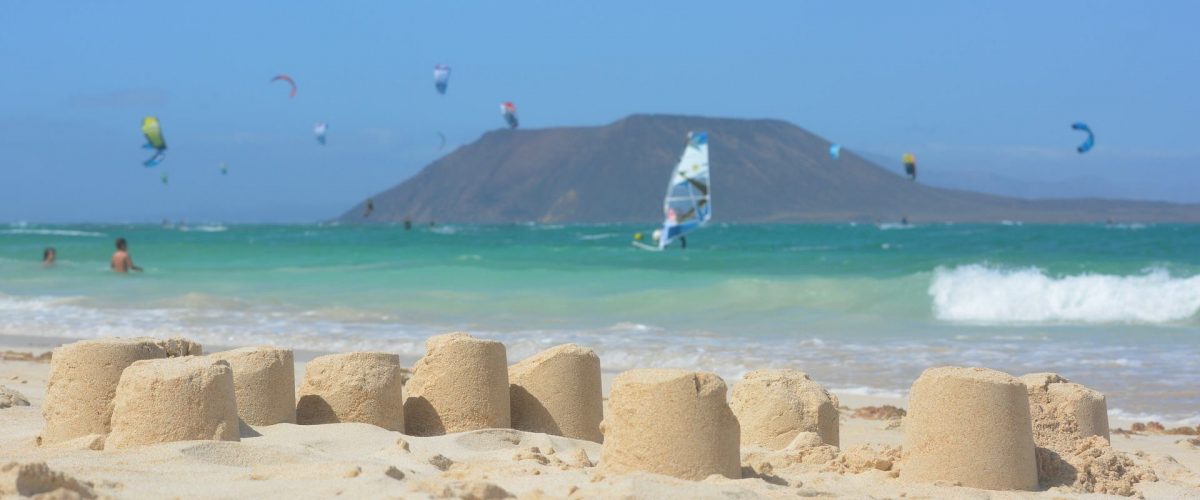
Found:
930,265 -> 1200,324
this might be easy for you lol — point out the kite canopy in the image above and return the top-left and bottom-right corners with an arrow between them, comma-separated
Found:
1072,122 -> 1094,153
902,152 -> 917,181
829,144 -> 842,160
433,65 -> 451,94
658,132 -> 711,249
500,102 -> 518,129
141,116 -> 167,167
314,122 -> 327,145
271,74 -> 297,98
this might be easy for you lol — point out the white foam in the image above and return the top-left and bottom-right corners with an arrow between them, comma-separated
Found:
930,264 -> 1200,324
177,224 -> 227,233
0,228 -> 106,237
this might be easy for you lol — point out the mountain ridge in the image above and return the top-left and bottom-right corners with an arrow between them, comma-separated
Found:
340,114 -> 1200,224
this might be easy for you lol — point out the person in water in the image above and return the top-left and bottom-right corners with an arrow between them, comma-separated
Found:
42,247 -> 56,267
363,199 -> 374,218
111,237 -> 142,273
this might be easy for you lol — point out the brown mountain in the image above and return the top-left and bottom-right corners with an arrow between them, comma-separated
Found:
340,114 -> 1200,223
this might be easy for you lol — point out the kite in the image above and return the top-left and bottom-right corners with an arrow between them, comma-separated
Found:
433,65 -> 451,94
314,122 -> 327,145
271,74 -> 297,98
902,152 -> 917,181
500,102 -> 518,129
141,116 -> 167,167
1072,122 -> 1094,153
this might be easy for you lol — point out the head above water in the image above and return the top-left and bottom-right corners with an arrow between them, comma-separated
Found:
43,247 -> 56,261
115,237 -> 127,251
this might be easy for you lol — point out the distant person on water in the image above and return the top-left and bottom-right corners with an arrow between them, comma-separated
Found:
42,247 -> 56,267
363,199 -> 374,218
111,238 -> 142,273
404,217 -> 412,230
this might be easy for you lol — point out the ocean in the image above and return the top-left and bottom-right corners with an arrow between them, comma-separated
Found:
2,222 -> 1198,424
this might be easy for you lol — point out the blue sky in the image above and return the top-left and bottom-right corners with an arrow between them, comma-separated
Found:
3,1 -> 1198,222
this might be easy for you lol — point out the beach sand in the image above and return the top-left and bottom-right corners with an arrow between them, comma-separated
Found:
1,336 -> 1198,499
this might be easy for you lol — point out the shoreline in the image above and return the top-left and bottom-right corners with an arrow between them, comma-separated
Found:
2,335 -> 1199,498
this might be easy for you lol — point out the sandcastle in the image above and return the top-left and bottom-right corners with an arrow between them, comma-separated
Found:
509,343 -> 603,442
600,369 -> 740,480
106,357 -> 240,449
296,352 -> 405,431
730,369 -> 839,449
211,347 -> 296,426
1021,373 -> 1113,487
404,333 -> 510,436
902,366 -> 1038,490
1021,372 -> 1109,447
39,338 -> 167,445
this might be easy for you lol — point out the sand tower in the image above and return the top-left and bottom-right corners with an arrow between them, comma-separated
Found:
902,366 -> 1038,490
509,343 -> 603,442
211,346 -> 296,426
296,352 -> 405,431
404,333 -> 510,436
1021,372 -> 1111,486
600,369 -> 741,480
40,338 -> 167,445
106,357 -> 240,449
730,369 -> 839,449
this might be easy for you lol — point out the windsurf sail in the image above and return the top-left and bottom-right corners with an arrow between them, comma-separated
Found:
646,132 -> 711,250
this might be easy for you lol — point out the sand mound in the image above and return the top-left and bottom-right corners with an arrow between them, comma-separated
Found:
40,337 -> 167,445
851,405 -> 906,420
296,352 -> 405,431
404,333 -> 509,436
1,351 -> 52,363
1041,435 -> 1157,496
508,343 -> 603,443
901,366 -> 1038,491
730,369 -> 839,449
411,479 -> 513,499
825,445 -> 901,475
0,462 -> 95,499
0,385 -> 29,409
106,356 -> 240,449
600,369 -> 740,481
152,336 -> 203,357
211,346 -> 296,426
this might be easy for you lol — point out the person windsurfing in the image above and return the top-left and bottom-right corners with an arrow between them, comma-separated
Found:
633,132 -> 711,251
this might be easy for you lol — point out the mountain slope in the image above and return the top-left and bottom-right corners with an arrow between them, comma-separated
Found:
341,115 -> 1200,223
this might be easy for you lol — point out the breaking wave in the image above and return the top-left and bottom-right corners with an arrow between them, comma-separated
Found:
930,264 -> 1200,324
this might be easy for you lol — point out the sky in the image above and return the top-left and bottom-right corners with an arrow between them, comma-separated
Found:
2,1 -> 1199,223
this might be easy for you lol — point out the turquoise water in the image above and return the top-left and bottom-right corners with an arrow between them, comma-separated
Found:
2,222 -> 1198,422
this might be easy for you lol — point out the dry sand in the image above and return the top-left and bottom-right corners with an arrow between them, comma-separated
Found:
1,337 -> 1198,499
